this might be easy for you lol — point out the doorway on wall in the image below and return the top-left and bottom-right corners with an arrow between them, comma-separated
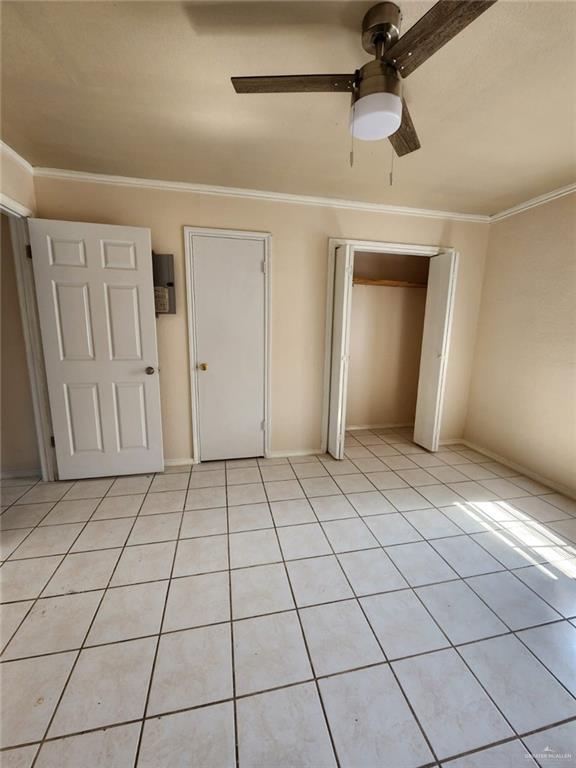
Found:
0,201 -> 56,481
1,212 -> 41,479
323,239 -> 458,458
184,227 -> 271,463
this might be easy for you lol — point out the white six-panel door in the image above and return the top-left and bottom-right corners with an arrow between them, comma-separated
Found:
29,219 -> 164,479
188,231 -> 267,461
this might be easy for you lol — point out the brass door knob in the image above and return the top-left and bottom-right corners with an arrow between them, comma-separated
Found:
198,363 -> 208,371
145,366 -> 155,375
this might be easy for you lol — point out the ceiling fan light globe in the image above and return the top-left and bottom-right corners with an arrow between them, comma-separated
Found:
350,92 -> 402,141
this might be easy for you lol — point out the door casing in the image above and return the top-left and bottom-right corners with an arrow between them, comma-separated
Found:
0,202 -> 56,481
322,237 -> 459,456
184,227 -> 271,463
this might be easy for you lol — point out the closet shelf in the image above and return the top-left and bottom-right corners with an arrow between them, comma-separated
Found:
352,277 -> 427,288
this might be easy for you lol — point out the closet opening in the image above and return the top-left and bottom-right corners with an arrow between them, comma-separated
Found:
347,251 -> 429,432
322,239 -> 458,458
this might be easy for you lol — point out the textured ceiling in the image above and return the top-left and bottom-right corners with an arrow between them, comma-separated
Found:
2,0 -> 575,214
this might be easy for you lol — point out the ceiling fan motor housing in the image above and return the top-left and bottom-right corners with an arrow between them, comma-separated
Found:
354,59 -> 401,104
361,2 -> 402,55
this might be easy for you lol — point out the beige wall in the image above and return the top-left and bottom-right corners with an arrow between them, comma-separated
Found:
465,194 -> 576,494
347,285 -> 426,428
1,215 -> 40,474
33,175 -> 490,460
0,145 -> 36,212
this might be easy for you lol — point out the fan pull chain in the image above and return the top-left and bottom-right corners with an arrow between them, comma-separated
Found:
349,101 -> 356,167
389,145 -> 395,186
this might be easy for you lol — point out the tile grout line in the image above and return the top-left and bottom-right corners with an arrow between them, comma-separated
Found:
1,439 -> 575,762
290,470 -> 442,767
0,478 -> 43,510
3,602 -> 574,668
256,460 -> 343,768
5,518 -> 573,564
3,536 -> 576,629
3,466 -> 574,540
464,529 -> 576,620
344,431 -> 572,500
4,545 -> 573,608
358,431 -> 576,713
367,473 -> 576,762
267,465 -> 576,708
392,544 -> 541,757
224,461 -> 241,768
130,482 -> 185,768
28,487 -> 151,767
4,693 -> 576,762
3,503 -> 575,663
343,432 -> 576,766
0,497 -> 65,653
0,483 -> 134,656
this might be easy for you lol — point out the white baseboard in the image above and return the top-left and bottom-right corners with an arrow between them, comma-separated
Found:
167,451 -> 322,463
347,423 -> 414,430
167,451 -> 321,464
164,458 -> 197,467
438,438 -> 468,446
266,449 -> 321,458
440,438 -> 575,500
1,468 -> 41,479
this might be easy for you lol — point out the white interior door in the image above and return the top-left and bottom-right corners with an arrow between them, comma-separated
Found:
190,233 -> 266,461
29,219 -> 164,479
413,251 -> 458,451
327,245 -> 354,459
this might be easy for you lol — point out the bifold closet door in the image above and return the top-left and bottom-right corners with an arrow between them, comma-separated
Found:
190,233 -> 266,461
29,218 -> 164,479
327,245 -> 354,459
413,251 -> 458,451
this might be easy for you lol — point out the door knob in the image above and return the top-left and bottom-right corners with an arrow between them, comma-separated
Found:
198,363 -> 208,371
145,366 -> 155,375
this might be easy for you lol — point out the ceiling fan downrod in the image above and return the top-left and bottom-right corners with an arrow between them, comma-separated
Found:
361,2 -> 403,58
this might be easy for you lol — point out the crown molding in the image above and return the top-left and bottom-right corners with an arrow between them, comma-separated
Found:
0,140 -> 34,175
4,138 -> 573,223
33,167 -> 490,223
0,192 -> 33,218
490,182 -> 576,223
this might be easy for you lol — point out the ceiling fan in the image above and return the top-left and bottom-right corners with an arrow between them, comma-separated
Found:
232,0 -> 497,156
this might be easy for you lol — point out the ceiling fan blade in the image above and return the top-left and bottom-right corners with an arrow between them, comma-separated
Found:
389,100 -> 421,157
386,0 -> 497,77
232,74 -> 356,94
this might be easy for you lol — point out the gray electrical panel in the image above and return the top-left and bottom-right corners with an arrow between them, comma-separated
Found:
152,252 -> 176,315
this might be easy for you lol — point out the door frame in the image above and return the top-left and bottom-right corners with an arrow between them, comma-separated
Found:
321,237 -> 458,455
0,201 -> 56,480
184,226 -> 272,463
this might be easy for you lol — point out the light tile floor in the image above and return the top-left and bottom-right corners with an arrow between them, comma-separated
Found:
1,427 -> 576,767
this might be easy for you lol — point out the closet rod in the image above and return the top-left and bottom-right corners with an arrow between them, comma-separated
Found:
352,277 -> 427,288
